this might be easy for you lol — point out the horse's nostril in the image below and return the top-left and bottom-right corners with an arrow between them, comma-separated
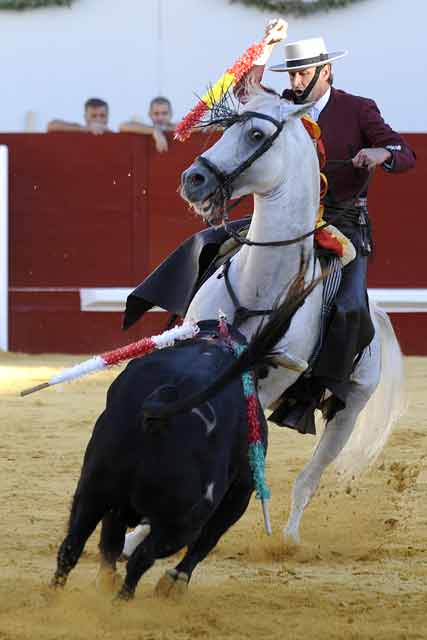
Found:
189,172 -> 206,187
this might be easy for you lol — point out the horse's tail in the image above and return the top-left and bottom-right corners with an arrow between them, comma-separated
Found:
334,302 -> 406,478
143,255 -> 321,420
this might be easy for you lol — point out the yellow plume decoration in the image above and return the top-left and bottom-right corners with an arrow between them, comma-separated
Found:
202,73 -> 236,108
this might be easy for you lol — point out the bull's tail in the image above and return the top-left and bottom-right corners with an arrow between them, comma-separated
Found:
143,254 -> 321,420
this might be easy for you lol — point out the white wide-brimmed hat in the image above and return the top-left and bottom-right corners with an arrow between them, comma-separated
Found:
269,37 -> 348,73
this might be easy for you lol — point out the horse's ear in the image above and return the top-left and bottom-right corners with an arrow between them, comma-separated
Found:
280,101 -> 314,121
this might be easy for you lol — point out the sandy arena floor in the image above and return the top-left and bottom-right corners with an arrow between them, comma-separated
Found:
0,352 -> 426,640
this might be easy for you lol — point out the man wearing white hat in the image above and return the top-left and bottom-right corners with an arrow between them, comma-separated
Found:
269,35 -> 415,171
262,35 -> 416,430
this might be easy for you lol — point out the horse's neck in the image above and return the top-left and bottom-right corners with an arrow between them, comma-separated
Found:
233,180 -> 317,307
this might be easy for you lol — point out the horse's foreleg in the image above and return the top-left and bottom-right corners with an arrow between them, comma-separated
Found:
284,332 -> 381,544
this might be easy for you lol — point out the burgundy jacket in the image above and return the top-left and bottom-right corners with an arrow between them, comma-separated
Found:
282,87 -> 416,202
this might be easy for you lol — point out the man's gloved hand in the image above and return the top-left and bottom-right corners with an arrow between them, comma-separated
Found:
264,18 -> 288,45
254,18 -> 288,66
352,147 -> 392,170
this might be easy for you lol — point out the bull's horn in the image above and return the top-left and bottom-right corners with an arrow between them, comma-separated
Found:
272,353 -> 308,373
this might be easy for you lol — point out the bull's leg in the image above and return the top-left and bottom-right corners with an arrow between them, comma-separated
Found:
156,474 -> 253,597
284,332 -> 381,544
52,488 -> 107,589
96,509 -> 127,593
116,532 -> 156,601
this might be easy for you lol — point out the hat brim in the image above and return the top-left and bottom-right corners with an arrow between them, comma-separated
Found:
269,50 -> 348,73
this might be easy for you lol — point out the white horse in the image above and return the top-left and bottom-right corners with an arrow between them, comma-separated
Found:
124,90 -> 404,555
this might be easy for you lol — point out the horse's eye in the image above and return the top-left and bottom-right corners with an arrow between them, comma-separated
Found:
248,128 -> 264,143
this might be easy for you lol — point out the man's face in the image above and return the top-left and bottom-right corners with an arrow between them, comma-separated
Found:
84,106 -> 109,127
150,102 -> 172,127
288,65 -> 331,102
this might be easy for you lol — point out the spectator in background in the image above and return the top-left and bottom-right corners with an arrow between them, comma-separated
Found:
119,96 -> 174,153
47,98 -> 112,135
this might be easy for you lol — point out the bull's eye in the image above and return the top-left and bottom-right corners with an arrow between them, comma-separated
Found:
248,128 -> 265,143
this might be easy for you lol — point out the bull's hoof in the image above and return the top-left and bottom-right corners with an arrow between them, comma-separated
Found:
50,573 -> 67,589
114,585 -> 134,603
96,567 -> 122,594
155,569 -> 189,599
42,583 -> 61,605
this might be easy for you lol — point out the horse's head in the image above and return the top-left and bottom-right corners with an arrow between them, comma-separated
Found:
181,89 -> 316,225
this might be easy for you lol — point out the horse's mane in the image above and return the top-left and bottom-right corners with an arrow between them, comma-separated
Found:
242,85 -> 283,113
246,83 -> 280,100
198,84 -> 283,130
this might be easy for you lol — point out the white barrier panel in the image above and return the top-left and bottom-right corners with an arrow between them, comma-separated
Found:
80,288 -> 164,313
0,146 -> 8,351
78,287 -> 427,314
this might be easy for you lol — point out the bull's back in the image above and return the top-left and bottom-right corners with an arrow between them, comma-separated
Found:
80,340 -> 250,508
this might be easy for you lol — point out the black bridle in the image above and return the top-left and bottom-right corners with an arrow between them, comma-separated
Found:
192,108 -> 364,329
197,110 -> 332,248
199,111 -> 284,201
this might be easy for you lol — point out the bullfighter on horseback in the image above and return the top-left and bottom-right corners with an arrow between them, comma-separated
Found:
101,19 -> 418,558
123,20 -> 415,434
251,32 -> 416,431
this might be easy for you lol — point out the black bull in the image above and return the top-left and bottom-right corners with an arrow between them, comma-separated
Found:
51,266 -> 318,601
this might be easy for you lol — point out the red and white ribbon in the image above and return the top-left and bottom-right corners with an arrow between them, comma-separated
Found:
21,322 -> 199,396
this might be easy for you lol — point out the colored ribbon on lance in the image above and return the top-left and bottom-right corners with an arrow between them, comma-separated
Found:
174,42 -> 265,142
20,323 -> 200,396
218,314 -> 271,503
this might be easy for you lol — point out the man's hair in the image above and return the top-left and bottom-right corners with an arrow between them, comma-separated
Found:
84,98 -> 109,112
149,96 -> 172,112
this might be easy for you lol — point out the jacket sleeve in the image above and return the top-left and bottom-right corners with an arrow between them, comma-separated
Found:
359,98 -> 416,173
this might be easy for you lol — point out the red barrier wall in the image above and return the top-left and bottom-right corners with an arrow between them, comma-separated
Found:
2,131 -> 426,354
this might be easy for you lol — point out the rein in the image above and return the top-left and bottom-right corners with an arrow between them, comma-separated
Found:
222,259 -> 274,328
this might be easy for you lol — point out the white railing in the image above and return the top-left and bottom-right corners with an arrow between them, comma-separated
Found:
0,146 -> 8,351
78,287 -> 427,314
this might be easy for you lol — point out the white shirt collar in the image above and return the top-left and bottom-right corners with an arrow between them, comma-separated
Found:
314,86 -> 331,116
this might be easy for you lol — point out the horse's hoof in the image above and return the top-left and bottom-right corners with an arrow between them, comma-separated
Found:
155,569 -> 189,599
96,568 -> 122,594
282,525 -> 300,548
